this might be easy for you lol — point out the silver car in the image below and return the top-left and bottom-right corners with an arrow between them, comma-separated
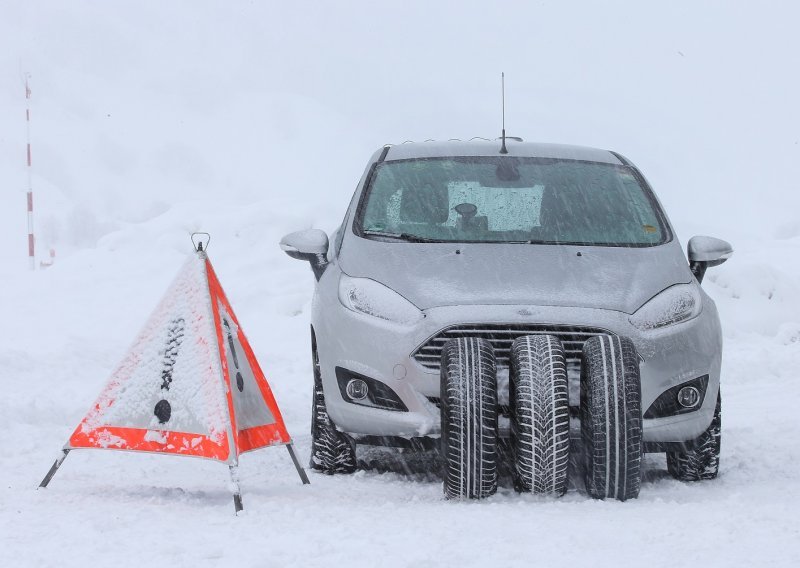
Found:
281,140 -> 732,501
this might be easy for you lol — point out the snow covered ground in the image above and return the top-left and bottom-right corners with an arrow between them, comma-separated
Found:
1,2 -> 799,566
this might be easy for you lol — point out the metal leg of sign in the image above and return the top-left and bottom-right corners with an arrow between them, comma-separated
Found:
286,444 -> 310,485
229,465 -> 244,514
39,449 -> 70,489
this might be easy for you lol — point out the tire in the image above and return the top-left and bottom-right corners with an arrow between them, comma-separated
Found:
580,335 -> 642,501
509,335 -> 570,495
440,337 -> 498,499
667,392 -> 721,481
309,330 -> 356,474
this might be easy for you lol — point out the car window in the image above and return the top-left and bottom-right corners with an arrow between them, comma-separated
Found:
358,157 -> 667,246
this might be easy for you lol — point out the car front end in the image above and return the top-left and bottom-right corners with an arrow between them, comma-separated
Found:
283,140 -> 730,467
313,244 -> 722,450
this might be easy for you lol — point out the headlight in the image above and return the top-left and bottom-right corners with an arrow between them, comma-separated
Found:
338,275 -> 423,324
629,283 -> 702,331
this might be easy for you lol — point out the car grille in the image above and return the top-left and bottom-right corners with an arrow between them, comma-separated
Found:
412,323 -> 612,373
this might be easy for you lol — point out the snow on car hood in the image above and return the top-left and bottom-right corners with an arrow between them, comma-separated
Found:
338,238 -> 694,314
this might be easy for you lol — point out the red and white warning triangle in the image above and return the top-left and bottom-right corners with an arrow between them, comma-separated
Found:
40,244 -> 309,511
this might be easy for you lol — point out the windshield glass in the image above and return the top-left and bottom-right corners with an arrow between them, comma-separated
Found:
356,156 -> 668,246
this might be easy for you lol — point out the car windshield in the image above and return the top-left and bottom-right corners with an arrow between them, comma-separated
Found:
357,156 -> 668,246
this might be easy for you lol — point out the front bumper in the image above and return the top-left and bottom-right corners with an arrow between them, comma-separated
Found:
313,288 -> 722,447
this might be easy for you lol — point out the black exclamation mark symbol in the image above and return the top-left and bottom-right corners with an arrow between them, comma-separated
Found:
224,319 -> 244,392
154,318 -> 185,424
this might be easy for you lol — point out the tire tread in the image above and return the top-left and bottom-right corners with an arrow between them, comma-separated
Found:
441,337 -> 498,499
580,335 -> 642,501
667,393 -> 722,481
310,336 -> 356,474
510,335 -> 570,495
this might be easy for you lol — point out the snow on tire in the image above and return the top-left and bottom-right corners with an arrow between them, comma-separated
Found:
509,335 -> 570,495
667,392 -> 721,481
580,335 -> 642,501
440,337 -> 498,500
309,332 -> 356,474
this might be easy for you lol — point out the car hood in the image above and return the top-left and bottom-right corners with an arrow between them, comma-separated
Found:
338,238 -> 693,314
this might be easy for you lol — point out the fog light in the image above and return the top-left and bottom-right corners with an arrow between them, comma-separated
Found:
346,378 -> 369,401
677,386 -> 701,408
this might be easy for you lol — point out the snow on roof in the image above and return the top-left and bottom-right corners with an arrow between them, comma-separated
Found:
383,139 -> 623,164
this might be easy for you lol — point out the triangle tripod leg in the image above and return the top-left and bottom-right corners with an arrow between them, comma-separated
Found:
229,465 -> 244,514
286,443 -> 310,485
39,449 -> 70,489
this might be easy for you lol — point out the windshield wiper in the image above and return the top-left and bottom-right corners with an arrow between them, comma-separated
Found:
363,230 -> 439,243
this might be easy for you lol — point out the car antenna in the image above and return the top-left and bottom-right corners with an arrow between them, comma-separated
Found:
499,72 -> 508,154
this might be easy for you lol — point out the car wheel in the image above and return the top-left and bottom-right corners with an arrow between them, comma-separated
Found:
440,337 -> 498,499
667,392 -> 721,481
309,330 -> 356,474
580,335 -> 642,501
509,335 -> 570,495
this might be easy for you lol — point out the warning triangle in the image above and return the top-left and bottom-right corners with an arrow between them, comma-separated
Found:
67,253 -> 292,462
41,246 -> 309,511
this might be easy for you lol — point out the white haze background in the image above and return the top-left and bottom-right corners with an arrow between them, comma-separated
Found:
1,1 -> 799,566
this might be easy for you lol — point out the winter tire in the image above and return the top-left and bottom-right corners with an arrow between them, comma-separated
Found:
667,392 -> 721,481
440,337 -> 498,499
580,335 -> 642,501
509,335 -> 570,495
309,330 -> 357,474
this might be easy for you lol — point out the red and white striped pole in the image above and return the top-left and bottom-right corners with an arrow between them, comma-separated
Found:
25,76 -> 35,270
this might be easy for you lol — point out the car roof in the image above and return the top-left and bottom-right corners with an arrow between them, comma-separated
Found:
383,139 -> 624,165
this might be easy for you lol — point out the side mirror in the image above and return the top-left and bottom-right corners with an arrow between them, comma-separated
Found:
687,236 -> 733,284
280,229 -> 329,280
